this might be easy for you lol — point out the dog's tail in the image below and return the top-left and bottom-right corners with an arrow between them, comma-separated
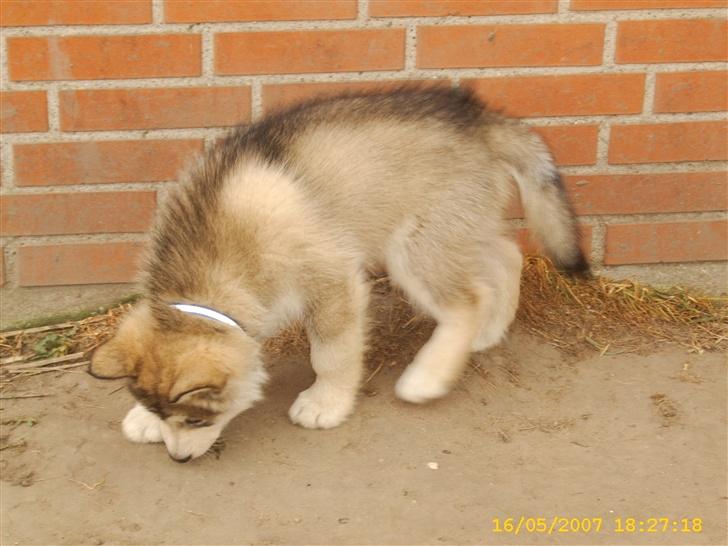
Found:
504,126 -> 590,275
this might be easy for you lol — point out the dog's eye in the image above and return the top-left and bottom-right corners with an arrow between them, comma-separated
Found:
184,418 -> 211,428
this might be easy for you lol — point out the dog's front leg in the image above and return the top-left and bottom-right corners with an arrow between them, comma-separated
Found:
289,276 -> 367,429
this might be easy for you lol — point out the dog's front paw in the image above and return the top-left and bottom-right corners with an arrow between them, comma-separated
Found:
289,383 -> 355,429
395,364 -> 450,404
122,404 -> 163,443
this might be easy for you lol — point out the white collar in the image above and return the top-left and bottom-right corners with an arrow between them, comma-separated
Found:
170,303 -> 242,331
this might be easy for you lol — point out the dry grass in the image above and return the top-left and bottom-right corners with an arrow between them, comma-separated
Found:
1,304 -> 132,389
1,258 -> 725,390
518,256 -> 727,355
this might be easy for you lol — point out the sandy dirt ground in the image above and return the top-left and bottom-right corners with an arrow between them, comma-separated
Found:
1,292 -> 726,546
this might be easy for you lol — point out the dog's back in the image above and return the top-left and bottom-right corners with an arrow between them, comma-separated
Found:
172,88 -> 581,267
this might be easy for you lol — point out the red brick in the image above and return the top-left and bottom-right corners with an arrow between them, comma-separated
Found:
14,139 -> 202,186
465,74 -> 644,117
616,20 -> 728,63
0,0 -> 151,26
654,71 -> 728,113
8,34 -> 201,81
572,0 -> 726,9
417,24 -> 604,68
605,220 -> 728,265
1,192 -> 156,236
0,91 -> 48,133
60,87 -> 251,131
215,29 -> 405,75
262,79 -> 449,113
165,0 -> 356,22
609,121 -> 728,164
370,0 -> 557,16
18,243 -> 144,286
516,225 -> 592,256
566,172 -> 728,215
534,125 -> 599,166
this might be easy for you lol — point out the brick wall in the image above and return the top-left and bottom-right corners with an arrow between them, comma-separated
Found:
1,0 -> 727,326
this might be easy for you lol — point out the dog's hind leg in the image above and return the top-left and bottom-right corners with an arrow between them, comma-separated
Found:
385,221 -> 485,404
394,300 -> 482,403
289,271 -> 368,429
471,237 -> 522,352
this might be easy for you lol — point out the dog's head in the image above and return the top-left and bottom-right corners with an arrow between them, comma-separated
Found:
89,303 -> 266,461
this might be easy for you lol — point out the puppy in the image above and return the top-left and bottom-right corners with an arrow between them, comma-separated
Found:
89,88 -> 588,462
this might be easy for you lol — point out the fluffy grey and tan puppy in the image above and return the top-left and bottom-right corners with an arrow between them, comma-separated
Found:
89,88 -> 588,462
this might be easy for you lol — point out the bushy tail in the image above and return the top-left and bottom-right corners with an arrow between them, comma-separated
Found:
507,129 -> 590,275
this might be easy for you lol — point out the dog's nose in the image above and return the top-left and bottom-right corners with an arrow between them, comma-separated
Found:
170,454 -> 192,464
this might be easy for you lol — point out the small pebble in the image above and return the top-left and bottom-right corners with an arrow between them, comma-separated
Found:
427,462 -> 439,470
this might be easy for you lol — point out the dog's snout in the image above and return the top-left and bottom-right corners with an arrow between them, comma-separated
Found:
170,454 -> 192,464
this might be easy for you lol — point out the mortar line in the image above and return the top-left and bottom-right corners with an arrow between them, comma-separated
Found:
5,61 -> 728,95
0,33 -> 7,90
642,71 -> 657,116
590,223 -> 607,266
602,18 -> 618,67
251,80 -> 263,121
4,212 -> 725,249
3,161 -> 726,198
357,0 -> 369,21
151,0 -> 164,24
595,122 -> 611,169
404,24 -> 417,72
1,233 -> 151,246
1,7 -> 725,36
1,108 -> 726,146
0,138 -> 14,190
201,26 -> 215,78
509,210 -> 728,226
0,181 -> 178,195
46,84 -> 61,134
5,60 -> 728,94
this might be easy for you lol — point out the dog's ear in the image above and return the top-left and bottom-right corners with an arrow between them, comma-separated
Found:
88,304 -> 150,379
169,368 -> 228,405
168,339 -> 232,404
170,385 -> 222,405
89,341 -> 134,379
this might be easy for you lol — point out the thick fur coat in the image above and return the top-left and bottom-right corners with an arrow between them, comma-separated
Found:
90,88 -> 588,461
